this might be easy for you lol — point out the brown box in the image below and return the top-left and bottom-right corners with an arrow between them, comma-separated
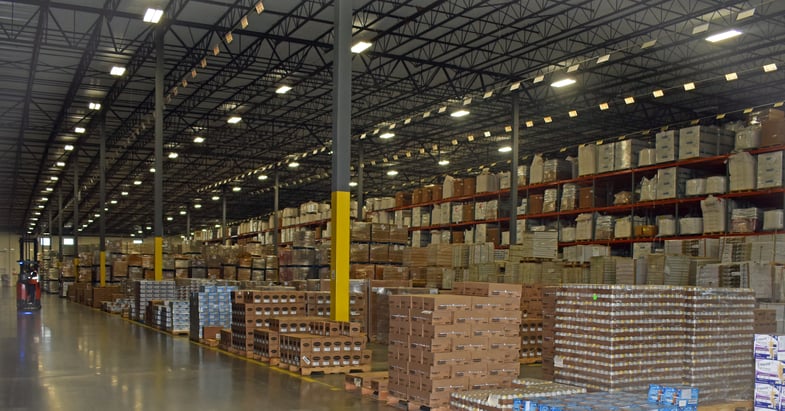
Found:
452,231 -> 465,244
462,204 -> 474,222
395,191 -> 411,208
453,179 -> 464,197
341,321 -> 363,336
112,260 -> 128,277
528,194 -> 543,214
462,177 -> 476,196
430,185 -> 443,201
762,117 -> 785,147
203,326 -> 223,340
579,186 -> 606,209
412,188 -> 423,204
422,186 -> 433,203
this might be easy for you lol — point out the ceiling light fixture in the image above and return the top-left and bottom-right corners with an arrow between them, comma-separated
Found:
386,170 -> 399,176
121,191 -> 128,196
350,41 -> 372,53
45,187 -> 53,192
380,132 -> 395,139
349,181 -> 358,187
275,85 -> 292,94
725,72 -> 738,81
764,63 -> 778,73
438,159 -> 450,166
257,174 -> 268,180
683,82 -> 696,91
212,195 -> 220,201
143,8 -> 164,23
498,146 -> 512,153
227,116 -> 242,124
706,29 -> 742,43
88,102 -> 101,110
179,210 -> 187,215
288,161 -> 300,168
56,161 -> 65,167
624,96 -> 636,105
232,186 -> 241,192
50,176 -> 58,181
110,66 -> 126,76
149,167 -> 156,173
166,216 -> 173,221
652,89 -> 664,98
193,136 -> 205,143
450,110 -> 470,118
74,127 -> 85,134
64,144 -> 74,151
110,200 -> 118,204
194,203 -> 202,209
551,78 -> 576,88
133,180 -> 142,185
168,152 -> 178,159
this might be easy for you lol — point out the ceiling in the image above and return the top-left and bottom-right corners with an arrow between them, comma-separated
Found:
2,0 -> 784,238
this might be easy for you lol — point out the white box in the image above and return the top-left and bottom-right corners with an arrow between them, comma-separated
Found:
597,143 -> 615,173
497,172 -> 511,190
578,144 -> 597,176
412,207 -> 422,227
657,167 -> 686,199
529,154 -> 544,184
614,139 -> 646,170
701,195 -> 727,233
729,151 -> 757,191
451,204 -> 463,223
755,359 -> 785,385
476,172 -> 499,193
764,210 -> 785,231
686,178 -> 707,196
440,203 -> 451,224
706,176 -> 727,194
638,148 -> 656,167
758,151 -> 784,189
754,382 -> 780,410
678,125 -> 734,159
754,334 -> 781,360
442,175 -> 456,199
656,130 -> 678,163
736,126 -> 761,151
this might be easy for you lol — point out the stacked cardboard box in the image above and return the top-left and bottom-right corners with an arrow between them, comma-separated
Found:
547,284 -> 754,402
387,283 -> 522,409
754,334 -> 785,411
278,320 -> 370,371
450,383 -> 587,410
188,284 -> 236,340
230,290 -> 306,355
756,310 -> 778,334
91,286 -> 122,309
132,280 -> 176,321
520,284 -> 543,361
303,291 -> 366,329
678,125 -> 734,159
164,300 -> 190,332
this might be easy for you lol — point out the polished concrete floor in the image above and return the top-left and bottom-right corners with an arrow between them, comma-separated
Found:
0,287 -> 395,411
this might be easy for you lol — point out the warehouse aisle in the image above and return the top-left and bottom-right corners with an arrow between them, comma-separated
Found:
0,287 -> 392,411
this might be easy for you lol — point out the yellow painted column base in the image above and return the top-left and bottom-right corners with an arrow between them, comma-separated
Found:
154,237 -> 163,281
330,191 -> 351,322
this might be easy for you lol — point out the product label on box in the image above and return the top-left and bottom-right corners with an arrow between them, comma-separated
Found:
757,359 -> 785,384
756,334 -> 780,360
755,383 -> 781,409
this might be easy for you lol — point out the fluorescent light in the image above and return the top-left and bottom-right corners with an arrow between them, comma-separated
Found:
179,210 -> 187,215
683,82 -> 696,91
50,176 -> 58,181
194,203 -> 202,209
64,144 -> 74,151
599,102 -> 609,110
351,41 -> 372,54
110,66 -> 126,76
725,72 -> 738,81
45,187 -> 53,192
764,63 -> 778,73
143,8 -> 164,23
121,191 -> 128,196
450,110 -> 470,118
149,167 -> 156,173
74,127 -> 85,134
349,181 -> 358,187
133,180 -> 142,185
110,200 -> 118,204
380,132 -> 395,139
94,213 -> 100,217
275,85 -> 292,94
166,216 -> 173,221
212,195 -> 220,201
533,75 -> 544,83
551,78 -> 576,88
227,116 -> 242,124
568,110 -> 578,118
386,170 -> 399,176
288,161 -> 299,168
624,96 -> 635,105
56,161 -> 65,167
652,89 -> 664,98
438,159 -> 450,166
498,146 -> 512,153
257,174 -> 268,180
232,186 -> 241,192
88,102 -> 101,110
706,29 -> 741,43
133,239 -> 143,244
193,136 -> 205,143
168,152 -> 178,159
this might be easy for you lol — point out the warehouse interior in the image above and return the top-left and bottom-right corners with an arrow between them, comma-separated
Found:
3,0 -> 785,410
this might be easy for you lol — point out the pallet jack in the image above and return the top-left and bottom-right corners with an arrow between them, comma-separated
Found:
17,237 -> 41,311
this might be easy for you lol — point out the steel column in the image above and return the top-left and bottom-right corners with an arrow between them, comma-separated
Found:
73,156 -> 79,280
154,28 -> 165,281
273,172 -> 279,247
510,94 -> 520,246
99,114 -> 107,286
357,141 -> 364,220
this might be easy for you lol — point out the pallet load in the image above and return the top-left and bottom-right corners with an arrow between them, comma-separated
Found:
277,319 -> 371,376
131,280 -> 176,322
188,284 -> 236,341
387,282 -> 522,409
230,290 -> 306,356
546,284 -> 754,402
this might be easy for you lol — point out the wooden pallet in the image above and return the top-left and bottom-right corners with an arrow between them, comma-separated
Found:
519,357 -> 542,364
257,355 -> 280,366
288,363 -> 371,376
200,338 -> 219,347
344,371 -> 389,392
386,394 -> 449,411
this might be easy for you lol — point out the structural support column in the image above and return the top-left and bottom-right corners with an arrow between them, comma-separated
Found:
99,114 -> 107,287
330,0 -> 351,322
186,211 -> 191,240
357,141 -> 364,220
58,189 -> 63,264
153,27 -> 164,281
273,172 -> 280,247
73,156 -> 79,280
510,94 -> 520,246
222,189 -> 227,242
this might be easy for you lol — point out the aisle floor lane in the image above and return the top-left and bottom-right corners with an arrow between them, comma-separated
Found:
0,288 -> 393,411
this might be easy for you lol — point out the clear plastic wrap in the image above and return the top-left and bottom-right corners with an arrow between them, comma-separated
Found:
700,195 -> 728,233
595,215 -> 614,240
705,176 -> 727,194
560,183 -> 577,211
578,143 -> 597,176
729,151 -> 757,191
657,215 -> 677,236
685,178 -> 707,196
731,207 -> 762,233
529,154 -> 544,184
575,213 -> 595,241
543,188 -> 559,213
613,191 -> 633,205
639,175 -> 657,201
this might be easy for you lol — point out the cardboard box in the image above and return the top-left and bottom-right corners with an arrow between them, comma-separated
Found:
762,118 -> 785,148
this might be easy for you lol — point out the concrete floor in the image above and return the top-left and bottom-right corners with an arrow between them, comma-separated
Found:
1,287 -> 543,410
0,287 -> 394,411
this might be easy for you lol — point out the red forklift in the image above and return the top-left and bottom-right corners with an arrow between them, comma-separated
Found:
16,237 -> 41,311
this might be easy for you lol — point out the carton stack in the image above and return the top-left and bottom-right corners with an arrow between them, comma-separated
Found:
387,283 -> 522,409
754,334 -> 785,411
678,125 -> 734,159
230,290 -> 306,355
548,284 -> 754,402
520,284 -> 543,361
132,280 -> 176,322
188,284 -> 236,340
755,310 -> 778,334
253,316 -> 314,362
278,320 -> 370,373
164,300 -> 190,333
303,290 -> 366,330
